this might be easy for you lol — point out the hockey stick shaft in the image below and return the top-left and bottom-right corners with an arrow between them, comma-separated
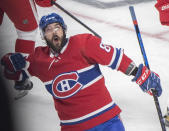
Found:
129,6 -> 166,131
51,0 -> 101,38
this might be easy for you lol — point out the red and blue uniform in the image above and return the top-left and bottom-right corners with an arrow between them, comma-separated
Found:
24,33 -> 133,130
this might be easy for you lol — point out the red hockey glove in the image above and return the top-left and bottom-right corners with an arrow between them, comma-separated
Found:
132,64 -> 162,97
35,0 -> 56,7
155,0 -> 169,26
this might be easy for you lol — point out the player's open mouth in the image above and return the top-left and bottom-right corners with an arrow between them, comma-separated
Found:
53,35 -> 59,45
54,35 -> 58,41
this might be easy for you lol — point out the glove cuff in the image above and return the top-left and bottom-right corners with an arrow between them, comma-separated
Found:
136,66 -> 151,85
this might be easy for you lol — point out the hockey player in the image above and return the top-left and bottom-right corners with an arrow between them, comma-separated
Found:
0,0 -> 56,90
1,13 -> 162,131
155,0 -> 169,126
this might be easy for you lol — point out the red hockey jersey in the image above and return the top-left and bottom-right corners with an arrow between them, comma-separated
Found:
25,34 -> 133,131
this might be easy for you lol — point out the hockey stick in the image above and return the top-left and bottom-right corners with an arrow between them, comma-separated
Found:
129,6 -> 166,131
51,0 -> 101,38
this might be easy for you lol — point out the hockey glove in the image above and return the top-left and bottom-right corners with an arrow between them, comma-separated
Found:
1,53 -> 25,79
1,53 -> 26,81
14,78 -> 33,90
132,64 -> 162,97
1,53 -> 26,72
1,53 -> 33,90
35,0 -> 56,7
155,0 -> 169,26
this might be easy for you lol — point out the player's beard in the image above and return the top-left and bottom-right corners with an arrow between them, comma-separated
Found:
45,32 -> 67,53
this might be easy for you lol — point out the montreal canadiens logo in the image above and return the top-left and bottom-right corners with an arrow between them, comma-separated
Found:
52,72 -> 82,99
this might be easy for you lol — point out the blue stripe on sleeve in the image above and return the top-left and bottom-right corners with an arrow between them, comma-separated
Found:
109,48 -> 121,69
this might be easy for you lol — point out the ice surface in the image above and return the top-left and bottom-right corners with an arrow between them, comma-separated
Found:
0,0 -> 169,131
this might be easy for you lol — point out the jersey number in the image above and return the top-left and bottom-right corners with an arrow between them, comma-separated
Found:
100,42 -> 111,53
